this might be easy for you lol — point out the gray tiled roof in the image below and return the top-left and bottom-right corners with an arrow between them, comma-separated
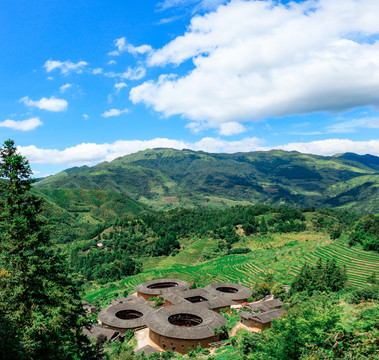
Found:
98,301 -> 154,330
203,282 -> 252,301
146,305 -> 227,339
163,287 -> 236,310
246,303 -> 270,312
239,308 -> 286,324
83,325 -> 120,342
135,345 -> 161,355
261,299 -> 284,308
135,278 -> 190,296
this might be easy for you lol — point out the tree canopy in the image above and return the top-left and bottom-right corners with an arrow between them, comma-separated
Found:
0,140 -> 95,359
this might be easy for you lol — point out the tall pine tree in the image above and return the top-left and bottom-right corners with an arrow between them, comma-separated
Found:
0,140 -> 95,359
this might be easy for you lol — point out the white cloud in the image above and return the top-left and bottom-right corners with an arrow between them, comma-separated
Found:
108,82 -> 128,103
106,66 -> 146,80
0,117 -> 42,131
20,96 -> 68,112
364,118 -> 379,129
92,68 -> 103,74
101,108 -> 129,117
108,60 -> 117,65
82,114 -> 89,119
131,0 -> 379,132
275,139 -> 379,156
219,121 -> 246,135
109,37 -> 152,56
114,82 -> 127,94
18,138 -> 379,167
43,59 -> 88,74
326,117 -> 379,133
59,83 -> 72,93
157,0 -> 228,12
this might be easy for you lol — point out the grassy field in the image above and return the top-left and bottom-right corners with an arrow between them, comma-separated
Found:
83,232 -> 379,305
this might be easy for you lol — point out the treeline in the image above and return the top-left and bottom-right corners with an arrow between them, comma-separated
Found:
290,258 -> 347,294
348,214 -> 379,251
141,204 -> 306,245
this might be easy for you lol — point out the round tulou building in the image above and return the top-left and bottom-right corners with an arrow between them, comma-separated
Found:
135,278 -> 190,300
96,278 -> 255,354
98,300 -> 154,332
203,282 -> 252,304
146,304 -> 227,354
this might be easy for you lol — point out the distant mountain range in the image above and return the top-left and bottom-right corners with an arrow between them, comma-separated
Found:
34,149 -> 379,215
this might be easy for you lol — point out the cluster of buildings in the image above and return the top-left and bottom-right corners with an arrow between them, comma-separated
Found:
84,278 -> 285,355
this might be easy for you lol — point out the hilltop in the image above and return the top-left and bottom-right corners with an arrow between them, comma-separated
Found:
35,149 -> 379,213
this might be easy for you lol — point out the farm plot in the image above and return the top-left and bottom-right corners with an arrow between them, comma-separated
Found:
84,253 -> 266,303
290,241 -> 379,287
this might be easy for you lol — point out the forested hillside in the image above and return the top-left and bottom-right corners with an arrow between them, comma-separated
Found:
35,149 -> 379,213
64,205 -> 379,299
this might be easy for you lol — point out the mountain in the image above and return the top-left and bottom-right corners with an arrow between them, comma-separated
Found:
33,187 -> 147,244
335,152 -> 379,171
35,149 -> 379,213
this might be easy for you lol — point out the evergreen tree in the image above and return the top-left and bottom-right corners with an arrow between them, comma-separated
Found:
367,272 -> 377,285
259,217 -> 268,234
0,140 -> 95,359
290,259 -> 347,295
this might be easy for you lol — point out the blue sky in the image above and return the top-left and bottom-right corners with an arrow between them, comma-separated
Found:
0,0 -> 378,176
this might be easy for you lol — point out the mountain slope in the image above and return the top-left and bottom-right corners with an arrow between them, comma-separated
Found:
35,149 -> 379,213
33,187 -> 147,243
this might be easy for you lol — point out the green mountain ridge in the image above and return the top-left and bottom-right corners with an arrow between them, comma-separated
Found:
33,187 -> 147,244
35,149 -> 379,213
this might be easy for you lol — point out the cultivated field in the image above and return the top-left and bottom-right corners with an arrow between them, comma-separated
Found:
84,234 -> 379,304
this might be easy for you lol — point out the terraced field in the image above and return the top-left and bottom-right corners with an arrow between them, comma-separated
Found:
84,236 -> 378,304
290,241 -> 379,288
85,253 -> 267,303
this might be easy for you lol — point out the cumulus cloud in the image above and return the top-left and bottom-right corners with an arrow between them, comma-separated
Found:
219,121 -> 246,135
59,83 -> 72,93
108,37 -> 152,56
43,59 -> 88,75
18,138 -> 379,167
131,0 -> 379,132
276,139 -> 379,156
0,117 -> 42,131
82,114 -> 89,119
20,96 -> 68,112
101,108 -> 129,117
